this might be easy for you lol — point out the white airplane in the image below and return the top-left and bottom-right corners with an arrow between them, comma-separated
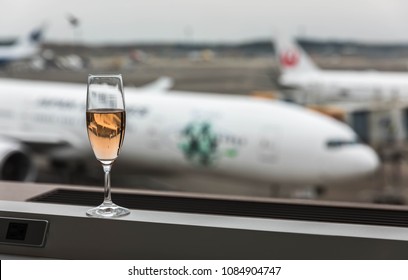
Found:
275,37 -> 408,102
0,77 -> 379,186
0,27 -> 43,66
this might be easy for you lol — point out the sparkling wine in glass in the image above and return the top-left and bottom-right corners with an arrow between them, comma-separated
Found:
86,74 -> 130,218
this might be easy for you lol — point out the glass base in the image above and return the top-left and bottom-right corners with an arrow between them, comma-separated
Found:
86,202 -> 130,218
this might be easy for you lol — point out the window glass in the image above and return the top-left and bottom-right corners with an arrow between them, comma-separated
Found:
0,0 -> 407,208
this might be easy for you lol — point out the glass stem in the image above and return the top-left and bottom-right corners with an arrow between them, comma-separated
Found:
102,164 -> 112,204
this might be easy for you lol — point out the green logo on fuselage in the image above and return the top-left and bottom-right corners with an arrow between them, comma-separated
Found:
178,121 -> 240,166
179,121 -> 218,166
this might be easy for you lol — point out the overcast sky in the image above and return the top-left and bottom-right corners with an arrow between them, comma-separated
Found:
1,0 -> 408,44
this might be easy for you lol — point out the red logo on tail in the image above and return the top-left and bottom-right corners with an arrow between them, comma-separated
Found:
280,50 -> 299,68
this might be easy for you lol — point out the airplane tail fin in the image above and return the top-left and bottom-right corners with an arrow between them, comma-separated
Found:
274,36 -> 319,74
22,26 -> 44,47
0,25 -> 45,64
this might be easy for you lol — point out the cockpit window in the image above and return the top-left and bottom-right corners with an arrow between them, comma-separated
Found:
326,139 -> 360,148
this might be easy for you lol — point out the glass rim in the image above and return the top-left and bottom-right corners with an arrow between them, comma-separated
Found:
88,74 -> 122,79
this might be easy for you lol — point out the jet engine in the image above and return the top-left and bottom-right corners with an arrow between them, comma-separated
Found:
0,140 -> 35,181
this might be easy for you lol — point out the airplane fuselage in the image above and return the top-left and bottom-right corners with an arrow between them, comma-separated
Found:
280,70 -> 408,102
0,78 -> 379,185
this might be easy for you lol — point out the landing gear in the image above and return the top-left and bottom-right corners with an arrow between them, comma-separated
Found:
292,185 -> 326,200
269,184 -> 326,200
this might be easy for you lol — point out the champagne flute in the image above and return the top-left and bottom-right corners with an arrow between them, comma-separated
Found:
86,74 -> 130,217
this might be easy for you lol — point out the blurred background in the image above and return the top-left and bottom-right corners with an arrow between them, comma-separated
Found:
1,0 -> 408,206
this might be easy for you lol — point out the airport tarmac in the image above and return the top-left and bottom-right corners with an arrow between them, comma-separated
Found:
1,55 -> 408,206
35,158 -> 408,206
1,56 -> 277,95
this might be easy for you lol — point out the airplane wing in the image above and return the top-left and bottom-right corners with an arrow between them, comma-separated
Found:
2,131 -> 71,153
5,131 -> 67,145
138,76 -> 174,92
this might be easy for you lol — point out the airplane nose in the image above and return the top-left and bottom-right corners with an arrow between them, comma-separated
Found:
321,145 -> 380,181
351,145 -> 380,175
